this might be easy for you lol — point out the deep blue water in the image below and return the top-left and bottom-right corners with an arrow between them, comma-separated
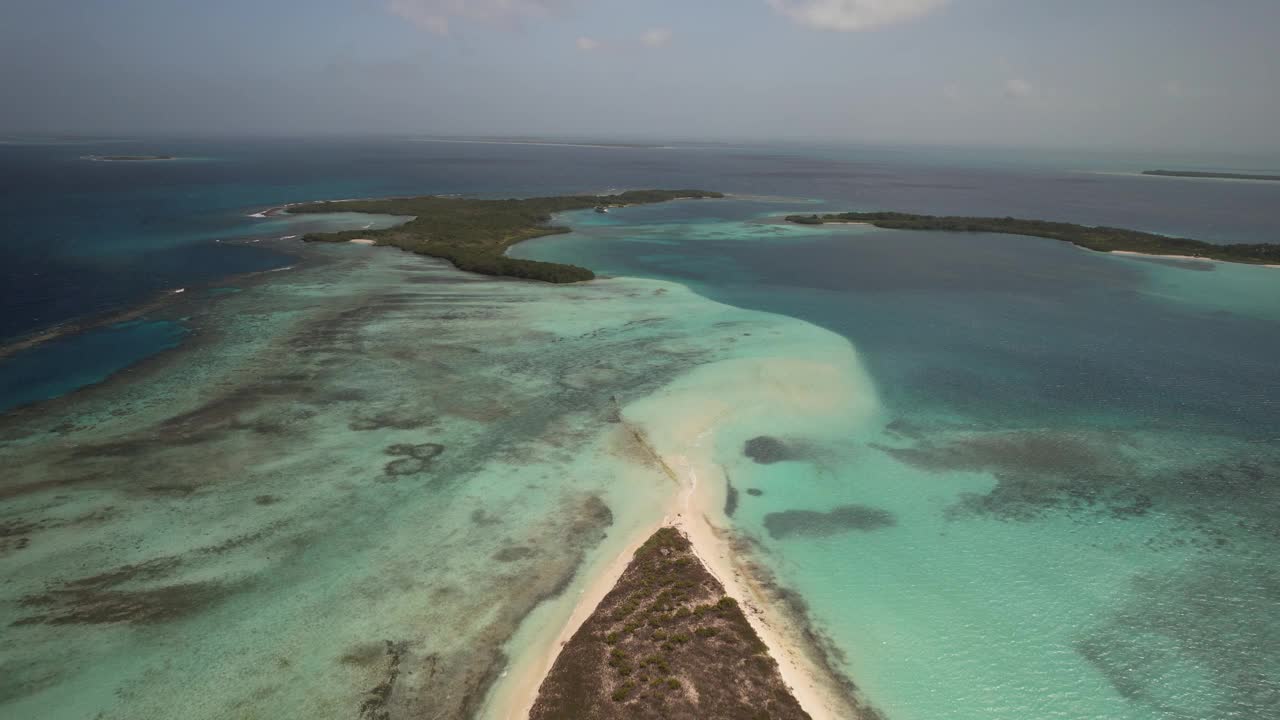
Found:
2,137 -> 1278,411
2,137 -> 1279,718
0,319 -> 187,411
515,211 -> 1280,438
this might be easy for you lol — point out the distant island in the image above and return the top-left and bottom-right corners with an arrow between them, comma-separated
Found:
83,154 -> 176,162
413,137 -> 670,149
786,212 -> 1280,266
1142,169 -> 1280,181
293,189 -> 723,283
529,527 -> 812,719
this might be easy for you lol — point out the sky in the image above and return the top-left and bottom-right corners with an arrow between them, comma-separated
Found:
2,0 -> 1278,151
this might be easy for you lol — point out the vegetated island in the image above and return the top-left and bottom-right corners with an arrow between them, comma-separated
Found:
785,212 -> 1280,265
292,189 -> 723,283
1142,169 -> 1280,181
83,154 -> 176,161
529,527 -> 812,720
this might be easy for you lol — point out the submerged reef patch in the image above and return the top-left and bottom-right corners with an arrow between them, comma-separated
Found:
1077,560 -> 1280,720
0,244 -> 826,718
492,546 -> 537,563
763,505 -> 896,540
874,430 -> 1116,477
875,429 -> 1146,521
744,435 -> 801,464
382,442 -> 445,477
13,558 -> 239,626
723,468 -> 739,517
879,427 -> 1280,532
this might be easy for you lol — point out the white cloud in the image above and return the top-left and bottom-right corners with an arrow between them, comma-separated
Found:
576,36 -> 601,51
641,28 -> 674,48
768,0 -> 949,31
388,0 -> 572,34
1004,77 -> 1034,99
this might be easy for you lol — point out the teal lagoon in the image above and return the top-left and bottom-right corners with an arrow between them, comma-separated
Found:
0,319 -> 186,413
3,140 -> 1279,720
513,201 -> 1280,720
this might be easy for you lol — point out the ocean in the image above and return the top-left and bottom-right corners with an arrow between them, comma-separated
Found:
1,137 -> 1278,719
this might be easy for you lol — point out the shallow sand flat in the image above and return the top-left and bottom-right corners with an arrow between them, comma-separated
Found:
621,335 -> 882,719
0,239 -> 878,719
497,320 -> 881,719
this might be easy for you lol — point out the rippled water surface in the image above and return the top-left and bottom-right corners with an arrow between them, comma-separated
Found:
3,139 -> 1279,719
514,199 -> 1280,720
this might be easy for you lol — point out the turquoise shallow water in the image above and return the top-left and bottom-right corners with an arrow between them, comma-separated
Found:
513,202 -> 1280,719
4,141 -> 1280,719
1,241 -> 866,719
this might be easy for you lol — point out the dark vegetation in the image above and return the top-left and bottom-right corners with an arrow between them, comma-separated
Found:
85,155 -> 176,161
1143,169 -> 1280,181
786,212 -> 1280,265
529,527 -> 811,720
294,190 -> 724,283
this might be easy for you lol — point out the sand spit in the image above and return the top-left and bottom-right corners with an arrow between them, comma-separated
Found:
528,527 -> 811,718
1,238 -> 881,720
504,333 -> 882,720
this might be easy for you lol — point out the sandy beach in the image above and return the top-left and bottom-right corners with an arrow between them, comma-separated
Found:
1108,250 -> 1215,262
499,458 -> 849,720
500,350 -> 876,720
1109,249 -> 1280,267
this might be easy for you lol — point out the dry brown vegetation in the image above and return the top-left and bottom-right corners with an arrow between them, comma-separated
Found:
529,527 -> 811,720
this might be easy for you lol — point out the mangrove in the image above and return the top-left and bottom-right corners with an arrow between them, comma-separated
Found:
785,211 -> 1280,265
293,190 -> 724,283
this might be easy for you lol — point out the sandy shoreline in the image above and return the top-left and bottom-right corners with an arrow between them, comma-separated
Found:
501,432 -> 855,720
670,458 -> 850,720
1108,249 -> 1280,267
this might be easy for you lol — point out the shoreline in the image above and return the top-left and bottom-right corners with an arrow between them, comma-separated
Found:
784,211 -> 1280,267
503,429 -> 858,720
1108,249 -> 1280,267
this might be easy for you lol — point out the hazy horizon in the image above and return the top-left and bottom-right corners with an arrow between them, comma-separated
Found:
3,0 -> 1279,154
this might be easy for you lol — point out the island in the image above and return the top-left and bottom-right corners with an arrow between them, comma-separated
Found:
529,527 -> 812,719
83,154 -> 176,161
1142,169 -> 1280,181
291,189 -> 723,283
785,212 -> 1280,265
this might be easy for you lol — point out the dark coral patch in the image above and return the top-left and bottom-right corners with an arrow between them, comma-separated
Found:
12,557 -> 238,626
743,436 -> 798,465
874,430 -> 1153,521
384,458 -> 428,476
471,509 -> 501,526
873,431 -> 1113,477
746,488 -> 764,497
349,412 -> 435,431
386,443 -> 445,460
763,505 -> 896,539
493,546 -> 537,562
383,443 -> 446,476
